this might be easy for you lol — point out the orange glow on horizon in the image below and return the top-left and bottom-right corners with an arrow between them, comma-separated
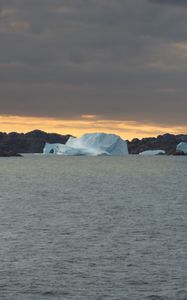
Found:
0,115 -> 186,140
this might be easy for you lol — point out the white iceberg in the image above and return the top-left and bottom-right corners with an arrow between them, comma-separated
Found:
176,142 -> 187,154
43,143 -> 66,155
139,150 -> 165,156
43,133 -> 129,156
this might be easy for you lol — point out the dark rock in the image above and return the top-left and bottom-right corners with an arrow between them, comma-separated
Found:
0,130 -> 72,154
0,151 -> 22,157
128,133 -> 187,155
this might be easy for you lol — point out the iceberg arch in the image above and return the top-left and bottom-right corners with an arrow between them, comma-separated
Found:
43,143 -> 64,155
43,133 -> 129,156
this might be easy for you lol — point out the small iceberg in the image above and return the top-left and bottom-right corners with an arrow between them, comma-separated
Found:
43,133 -> 129,156
139,150 -> 165,156
176,142 -> 187,154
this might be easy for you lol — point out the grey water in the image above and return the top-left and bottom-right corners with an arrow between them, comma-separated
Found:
0,155 -> 187,300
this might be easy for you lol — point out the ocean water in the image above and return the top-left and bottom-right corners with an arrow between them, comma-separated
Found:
0,155 -> 187,300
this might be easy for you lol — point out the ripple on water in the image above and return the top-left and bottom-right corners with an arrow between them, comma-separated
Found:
0,155 -> 186,300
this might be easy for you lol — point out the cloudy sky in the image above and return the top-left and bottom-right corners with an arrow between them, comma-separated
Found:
0,0 -> 187,138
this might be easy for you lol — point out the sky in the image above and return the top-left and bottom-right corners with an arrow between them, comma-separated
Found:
0,0 -> 187,139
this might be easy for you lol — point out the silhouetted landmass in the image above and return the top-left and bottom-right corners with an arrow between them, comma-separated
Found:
0,130 -> 71,154
0,130 -> 187,155
128,133 -> 187,155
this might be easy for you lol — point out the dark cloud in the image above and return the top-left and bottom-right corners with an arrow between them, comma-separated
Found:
0,0 -> 187,127
148,0 -> 187,6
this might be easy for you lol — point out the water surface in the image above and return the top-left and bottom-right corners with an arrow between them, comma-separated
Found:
0,155 -> 187,299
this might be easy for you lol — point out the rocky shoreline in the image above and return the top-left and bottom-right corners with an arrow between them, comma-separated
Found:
128,133 -> 187,155
0,130 -> 187,155
0,151 -> 22,157
0,130 -> 71,156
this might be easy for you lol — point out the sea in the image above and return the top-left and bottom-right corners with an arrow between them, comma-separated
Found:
0,155 -> 187,300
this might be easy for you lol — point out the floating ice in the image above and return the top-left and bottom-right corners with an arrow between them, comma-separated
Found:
176,142 -> 187,154
43,133 -> 128,156
139,150 -> 165,156
43,143 -> 67,155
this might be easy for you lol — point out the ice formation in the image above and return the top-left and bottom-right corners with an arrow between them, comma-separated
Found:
43,133 -> 129,156
139,150 -> 165,156
176,142 -> 187,154
43,143 -> 65,155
